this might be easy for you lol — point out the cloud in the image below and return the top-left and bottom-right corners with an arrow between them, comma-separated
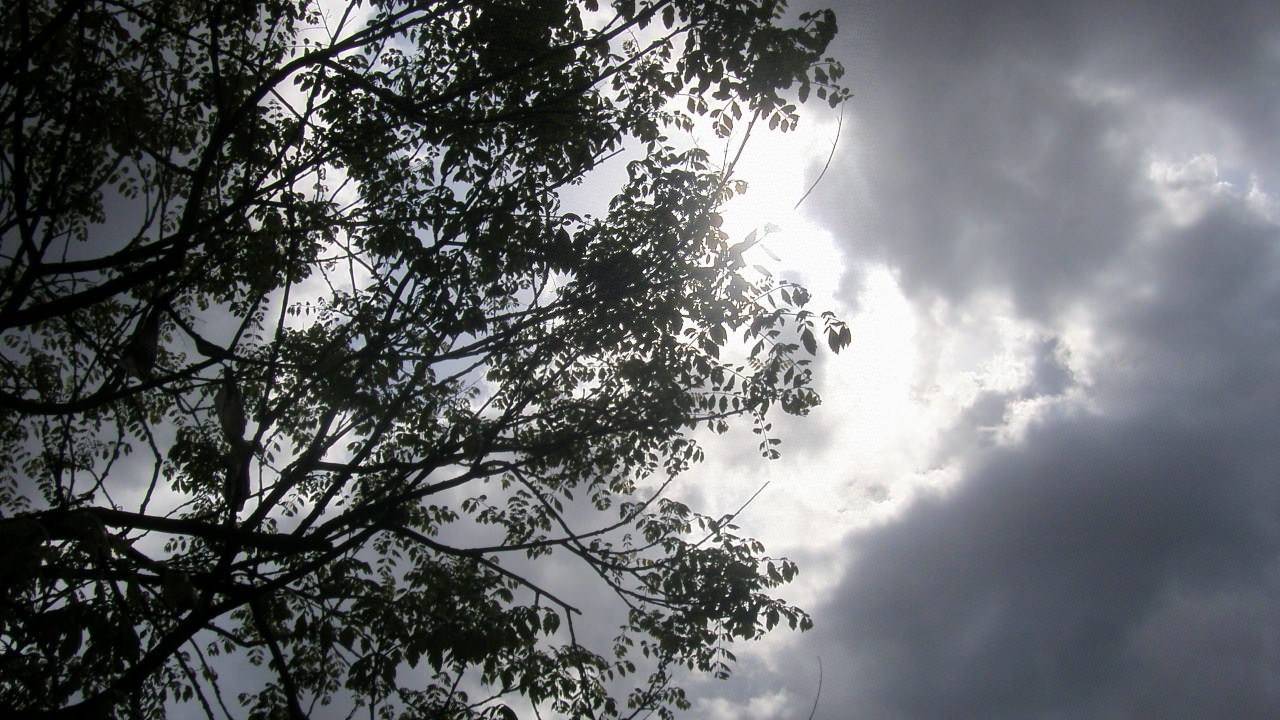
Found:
810,0 -> 1280,320
813,5 -> 1141,320
805,125 -> 1280,720
820,408 -> 1280,718
719,1 -> 1280,718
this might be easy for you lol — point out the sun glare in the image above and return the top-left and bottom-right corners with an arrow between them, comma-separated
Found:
719,110 -> 847,301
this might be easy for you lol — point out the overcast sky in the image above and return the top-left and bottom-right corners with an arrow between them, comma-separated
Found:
687,1 -> 1280,718
144,2 -> 1280,716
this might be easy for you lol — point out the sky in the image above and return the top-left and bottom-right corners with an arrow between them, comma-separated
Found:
685,1 -> 1280,718
38,2 -> 1280,717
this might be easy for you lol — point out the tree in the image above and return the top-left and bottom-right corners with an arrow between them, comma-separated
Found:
0,0 -> 851,717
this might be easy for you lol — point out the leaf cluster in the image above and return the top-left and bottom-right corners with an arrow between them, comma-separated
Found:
0,1 -> 850,717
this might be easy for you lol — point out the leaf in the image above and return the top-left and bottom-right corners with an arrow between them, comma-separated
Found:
801,329 -> 817,355
828,324 -> 853,352
709,324 -> 727,346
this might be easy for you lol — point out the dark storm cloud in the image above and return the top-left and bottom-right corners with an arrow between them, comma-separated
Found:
820,411 -> 1280,719
781,1 -> 1280,718
807,156 -> 1280,720
812,0 -> 1280,318
1099,205 -> 1280,419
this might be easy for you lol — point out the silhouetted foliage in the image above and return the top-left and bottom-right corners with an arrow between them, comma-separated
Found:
0,0 -> 849,717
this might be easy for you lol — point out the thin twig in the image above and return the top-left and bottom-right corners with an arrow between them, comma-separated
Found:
793,102 -> 845,211
806,656 -> 824,720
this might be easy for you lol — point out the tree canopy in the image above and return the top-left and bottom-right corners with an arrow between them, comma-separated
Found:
0,0 -> 850,717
